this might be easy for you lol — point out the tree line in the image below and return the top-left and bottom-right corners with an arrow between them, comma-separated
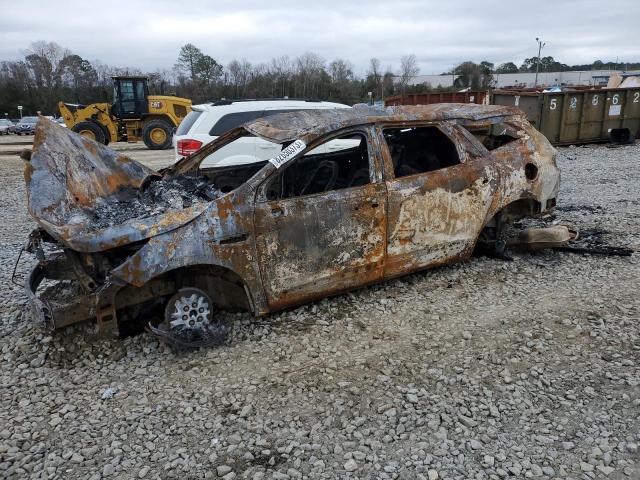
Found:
1,41 -> 638,117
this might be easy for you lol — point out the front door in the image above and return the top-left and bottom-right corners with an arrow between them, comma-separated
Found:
254,129 -> 387,310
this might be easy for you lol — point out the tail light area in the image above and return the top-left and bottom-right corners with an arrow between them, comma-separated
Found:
177,139 -> 203,156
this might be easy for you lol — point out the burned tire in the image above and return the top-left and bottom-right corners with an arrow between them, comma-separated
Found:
72,121 -> 105,144
142,119 -> 173,150
146,287 -> 229,349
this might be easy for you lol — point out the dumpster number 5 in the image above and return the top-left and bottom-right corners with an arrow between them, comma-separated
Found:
549,98 -> 557,110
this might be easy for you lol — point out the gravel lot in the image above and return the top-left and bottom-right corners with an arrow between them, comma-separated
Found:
1,137 -> 639,480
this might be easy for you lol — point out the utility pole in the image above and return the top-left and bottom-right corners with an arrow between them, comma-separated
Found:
534,37 -> 546,87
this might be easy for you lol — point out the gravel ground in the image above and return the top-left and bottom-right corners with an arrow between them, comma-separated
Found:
1,142 -> 639,480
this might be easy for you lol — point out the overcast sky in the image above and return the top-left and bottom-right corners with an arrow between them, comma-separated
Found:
1,0 -> 638,75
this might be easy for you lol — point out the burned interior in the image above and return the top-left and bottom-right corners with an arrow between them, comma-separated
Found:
265,133 -> 370,200
22,105 -> 560,347
384,126 -> 460,177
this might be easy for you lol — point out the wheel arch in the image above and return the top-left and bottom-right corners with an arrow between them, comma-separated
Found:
115,263 -> 256,316
473,198 -> 543,251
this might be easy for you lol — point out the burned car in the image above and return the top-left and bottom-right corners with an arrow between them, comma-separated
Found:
23,106 -> 559,344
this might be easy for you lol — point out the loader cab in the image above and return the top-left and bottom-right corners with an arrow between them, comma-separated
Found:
112,76 -> 149,119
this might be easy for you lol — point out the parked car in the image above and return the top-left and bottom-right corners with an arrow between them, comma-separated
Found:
0,119 -> 14,135
23,106 -> 559,345
174,99 -> 351,167
15,116 -> 38,135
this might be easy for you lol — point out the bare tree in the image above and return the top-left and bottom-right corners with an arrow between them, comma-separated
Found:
367,58 -> 383,101
226,59 -> 252,98
296,52 -> 325,98
399,54 -> 420,94
270,56 -> 292,97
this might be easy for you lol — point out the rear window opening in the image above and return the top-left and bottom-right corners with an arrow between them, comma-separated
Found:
209,109 -> 303,136
176,110 -> 203,136
383,126 -> 460,178
464,122 -> 523,150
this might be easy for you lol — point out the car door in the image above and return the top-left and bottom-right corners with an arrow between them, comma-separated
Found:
253,127 -> 387,310
380,122 -> 496,278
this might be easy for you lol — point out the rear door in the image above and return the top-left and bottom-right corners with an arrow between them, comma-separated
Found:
379,122 -> 495,278
253,127 -> 387,310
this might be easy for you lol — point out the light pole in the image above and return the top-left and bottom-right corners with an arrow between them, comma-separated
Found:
534,37 -> 546,87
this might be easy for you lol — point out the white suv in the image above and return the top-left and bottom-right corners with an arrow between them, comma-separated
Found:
173,99 -> 351,167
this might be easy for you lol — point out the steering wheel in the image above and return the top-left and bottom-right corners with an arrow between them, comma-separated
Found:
300,160 -> 339,196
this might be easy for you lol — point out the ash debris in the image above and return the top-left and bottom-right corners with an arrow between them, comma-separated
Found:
87,175 -> 220,230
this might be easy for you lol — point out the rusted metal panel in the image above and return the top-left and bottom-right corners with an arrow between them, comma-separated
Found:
385,91 -> 488,107
22,105 -> 560,340
492,88 -> 640,145
254,181 -> 387,310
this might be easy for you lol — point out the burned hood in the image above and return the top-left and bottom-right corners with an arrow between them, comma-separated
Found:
25,117 -> 210,252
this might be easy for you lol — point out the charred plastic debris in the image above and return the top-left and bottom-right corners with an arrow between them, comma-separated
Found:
88,175 -> 220,230
19,112 -> 633,349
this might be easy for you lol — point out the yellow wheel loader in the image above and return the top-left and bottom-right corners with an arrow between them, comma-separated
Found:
59,76 -> 192,150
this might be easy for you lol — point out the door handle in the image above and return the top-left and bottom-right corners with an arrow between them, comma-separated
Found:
365,197 -> 380,208
270,206 -> 284,217
258,144 -> 273,149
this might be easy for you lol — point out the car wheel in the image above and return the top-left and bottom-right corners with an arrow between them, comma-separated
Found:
142,119 -> 173,150
71,121 -> 106,144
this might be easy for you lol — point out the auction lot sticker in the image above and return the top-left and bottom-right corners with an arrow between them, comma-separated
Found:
269,140 -> 306,168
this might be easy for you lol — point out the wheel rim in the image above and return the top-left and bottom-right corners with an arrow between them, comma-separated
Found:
164,288 -> 212,333
78,129 -> 96,140
150,127 -> 167,145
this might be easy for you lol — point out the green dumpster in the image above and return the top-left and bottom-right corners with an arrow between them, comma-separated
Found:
492,88 -> 640,145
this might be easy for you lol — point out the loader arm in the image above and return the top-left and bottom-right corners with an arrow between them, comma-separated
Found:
58,101 -> 119,143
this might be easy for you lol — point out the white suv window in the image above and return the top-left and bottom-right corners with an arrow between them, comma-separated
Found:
176,111 -> 203,136
209,109 -> 306,136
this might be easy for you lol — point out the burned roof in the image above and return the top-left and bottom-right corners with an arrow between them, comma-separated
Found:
243,103 -> 524,143
166,103 -> 526,177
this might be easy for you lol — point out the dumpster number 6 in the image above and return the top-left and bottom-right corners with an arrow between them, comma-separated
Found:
612,94 -> 620,105
550,98 -> 557,110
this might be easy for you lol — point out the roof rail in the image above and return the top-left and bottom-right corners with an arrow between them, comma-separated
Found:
210,98 -> 322,106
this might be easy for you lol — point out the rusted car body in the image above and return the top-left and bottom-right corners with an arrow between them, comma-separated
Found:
23,105 -> 559,340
